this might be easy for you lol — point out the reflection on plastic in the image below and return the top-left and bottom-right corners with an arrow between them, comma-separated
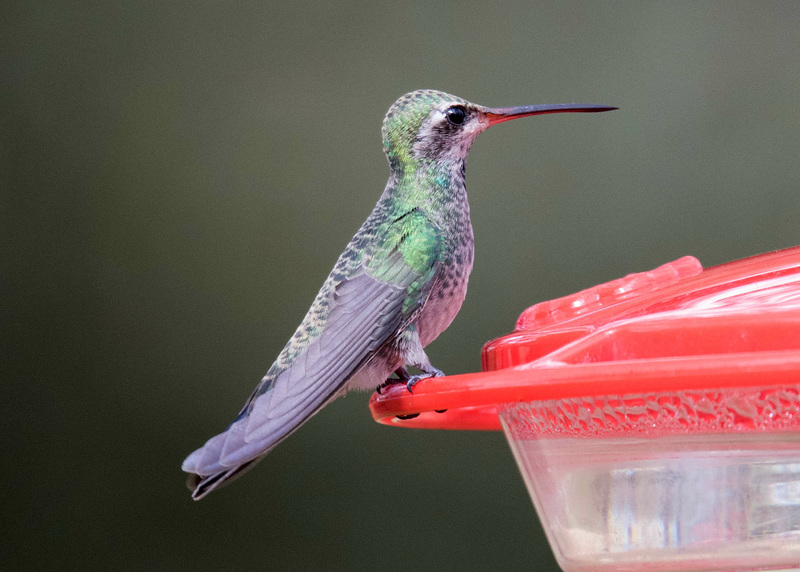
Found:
501,387 -> 800,570
503,430 -> 800,571
501,387 -> 800,439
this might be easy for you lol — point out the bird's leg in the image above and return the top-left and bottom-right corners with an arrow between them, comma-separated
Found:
374,327 -> 445,394
376,363 -> 444,394
377,366 -> 411,394
394,366 -> 411,383
396,326 -> 446,393
404,362 -> 444,394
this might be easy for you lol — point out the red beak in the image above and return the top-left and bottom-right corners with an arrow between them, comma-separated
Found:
485,103 -> 617,126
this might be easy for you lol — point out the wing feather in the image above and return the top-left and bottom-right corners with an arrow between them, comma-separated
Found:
183,210 -> 445,497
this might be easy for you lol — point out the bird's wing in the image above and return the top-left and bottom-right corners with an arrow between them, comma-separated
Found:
183,208 -> 444,496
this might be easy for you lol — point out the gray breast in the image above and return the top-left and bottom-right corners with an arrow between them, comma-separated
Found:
416,240 -> 474,348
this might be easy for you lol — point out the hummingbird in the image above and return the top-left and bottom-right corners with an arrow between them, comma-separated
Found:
182,89 -> 616,499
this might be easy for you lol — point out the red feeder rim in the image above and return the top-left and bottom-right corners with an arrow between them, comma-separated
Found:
369,246 -> 800,430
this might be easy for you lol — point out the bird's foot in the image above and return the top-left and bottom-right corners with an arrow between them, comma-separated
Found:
406,367 -> 444,394
377,367 -> 411,394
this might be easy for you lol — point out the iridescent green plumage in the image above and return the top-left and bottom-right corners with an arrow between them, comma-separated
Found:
182,90 -> 616,499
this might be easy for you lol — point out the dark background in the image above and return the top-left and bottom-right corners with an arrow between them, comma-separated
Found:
5,1 -> 800,570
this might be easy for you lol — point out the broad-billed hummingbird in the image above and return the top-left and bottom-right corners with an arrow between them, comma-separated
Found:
183,90 -> 616,499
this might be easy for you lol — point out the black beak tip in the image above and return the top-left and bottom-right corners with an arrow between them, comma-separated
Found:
585,105 -> 619,112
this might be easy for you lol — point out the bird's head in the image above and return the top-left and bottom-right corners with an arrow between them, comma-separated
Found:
382,89 -> 616,170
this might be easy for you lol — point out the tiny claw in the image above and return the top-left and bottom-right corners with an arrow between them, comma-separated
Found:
406,377 -> 421,393
405,368 -> 445,394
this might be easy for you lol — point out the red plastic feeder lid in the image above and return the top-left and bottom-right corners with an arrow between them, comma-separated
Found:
369,246 -> 800,430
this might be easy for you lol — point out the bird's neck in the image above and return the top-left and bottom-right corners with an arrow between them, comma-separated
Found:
384,158 -> 468,220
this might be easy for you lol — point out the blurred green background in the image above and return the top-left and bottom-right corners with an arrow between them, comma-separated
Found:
5,1 -> 800,570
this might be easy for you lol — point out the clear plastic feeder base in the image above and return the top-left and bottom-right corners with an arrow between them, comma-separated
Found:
501,390 -> 800,571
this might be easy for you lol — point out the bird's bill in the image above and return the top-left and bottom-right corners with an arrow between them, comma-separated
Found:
484,103 -> 618,126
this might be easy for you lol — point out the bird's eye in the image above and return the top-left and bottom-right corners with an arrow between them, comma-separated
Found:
445,105 -> 467,125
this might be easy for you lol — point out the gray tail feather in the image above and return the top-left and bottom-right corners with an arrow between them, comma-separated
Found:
186,458 -> 263,500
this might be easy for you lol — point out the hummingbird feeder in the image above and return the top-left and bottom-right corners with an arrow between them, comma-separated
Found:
370,246 -> 800,571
